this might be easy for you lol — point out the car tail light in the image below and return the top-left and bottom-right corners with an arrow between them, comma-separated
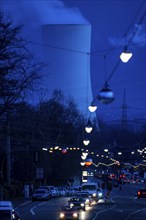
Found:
138,191 -> 140,195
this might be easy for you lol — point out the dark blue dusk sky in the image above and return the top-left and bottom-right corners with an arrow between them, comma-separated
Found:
1,0 -> 146,124
63,0 -> 146,123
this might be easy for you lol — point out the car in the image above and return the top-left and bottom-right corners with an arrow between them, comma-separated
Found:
75,192 -> 92,206
32,189 -> 51,201
81,182 -> 99,201
59,205 -> 79,219
39,185 -> 57,197
38,186 -> 52,198
137,188 -> 146,199
0,201 -> 21,220
68,197 -> 86,211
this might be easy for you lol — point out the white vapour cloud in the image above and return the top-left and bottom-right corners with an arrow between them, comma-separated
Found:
0,0 -> 89,26
109,24 -> 146,47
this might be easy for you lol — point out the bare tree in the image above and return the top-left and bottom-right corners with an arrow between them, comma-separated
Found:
0,11 -> 43,120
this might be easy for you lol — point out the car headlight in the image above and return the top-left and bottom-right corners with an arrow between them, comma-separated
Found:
98,192 -> 103,197
73,212 -> 78,217
59,213 -> 65,218
86,199 -> 89,203
93,193 -> 96,197
80,203 -> 85,207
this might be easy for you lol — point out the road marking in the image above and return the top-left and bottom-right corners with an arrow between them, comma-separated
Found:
19,201 -> 31,206
38,201 -> 48,206
92,204 -> 116,220
125,207 -> 146,220
116,209 -> 123,212
30,206 -> 36,215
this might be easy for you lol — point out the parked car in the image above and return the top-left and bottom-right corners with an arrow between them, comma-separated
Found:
38,185 -> 52,198
54,187 -> 60,197
39,185 -> 57,198
67,187 -> 75,196
68,197 -> 86,211
32,189 -> 51,201
48,186 -> 57,198
137,188 -> 146,199
57,186 -> 66,197
0,201 -> 21,220
59,205 -> 79,219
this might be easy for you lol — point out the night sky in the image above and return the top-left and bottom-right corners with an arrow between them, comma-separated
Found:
1,0 -> 146,124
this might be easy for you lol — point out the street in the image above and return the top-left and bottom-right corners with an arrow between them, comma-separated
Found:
13,183 -> 146,220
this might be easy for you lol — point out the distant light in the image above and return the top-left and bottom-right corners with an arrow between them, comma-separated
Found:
80,162 -> 85,166
104,149 -> 108,152
54,146 -> 59,150
88,103 -> 97,112
42,147 -> 48,151
62,148 -> 67,154
120,51 -> 133,63
83,139 -> 90,146
82,152 -> 88,157
85,119 -> 93,133
131,151 -> 135,154
81,155 -> 86,160
85,127 -> 93,133
118,152 -> 122,155
84,158 -> 92,166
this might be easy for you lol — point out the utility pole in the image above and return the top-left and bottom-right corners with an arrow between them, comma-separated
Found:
0,171 -> 3,200
6,118 -> 11,184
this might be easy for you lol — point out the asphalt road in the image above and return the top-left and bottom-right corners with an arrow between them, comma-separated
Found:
14,183 -> 146,220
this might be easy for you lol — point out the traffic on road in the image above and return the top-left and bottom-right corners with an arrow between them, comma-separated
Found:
1,181 -> 144,220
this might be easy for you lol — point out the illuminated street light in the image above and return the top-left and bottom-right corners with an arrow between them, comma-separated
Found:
83,139 -> 90,146
85,119 -> 93,133
120,51 -> 133,63
81,155 -> 86,160
42,147 -> 48,151
82,152 -> 88,157
118,152 -> 122,155
80,162 -> 85,166
120,47 -> 133,63
88,102 -> 97,112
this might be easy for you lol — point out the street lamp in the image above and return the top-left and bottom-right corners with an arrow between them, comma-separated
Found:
98,81 -> 114,104
83,139 -> 90,146
85,119 -> 93,133
88,102 -> 97,112
120,47 -> 133,63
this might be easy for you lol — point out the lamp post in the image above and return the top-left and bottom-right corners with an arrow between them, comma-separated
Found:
0,157 -> 6,200
6,120 -> 11,185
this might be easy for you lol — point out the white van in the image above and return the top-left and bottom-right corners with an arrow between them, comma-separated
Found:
81,182 -> 103,201
0,201 -> 20,220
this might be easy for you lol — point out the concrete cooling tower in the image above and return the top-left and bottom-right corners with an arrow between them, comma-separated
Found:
42,24 -> 93,115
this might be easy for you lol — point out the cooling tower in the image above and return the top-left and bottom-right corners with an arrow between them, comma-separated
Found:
42,24 -> 93,115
